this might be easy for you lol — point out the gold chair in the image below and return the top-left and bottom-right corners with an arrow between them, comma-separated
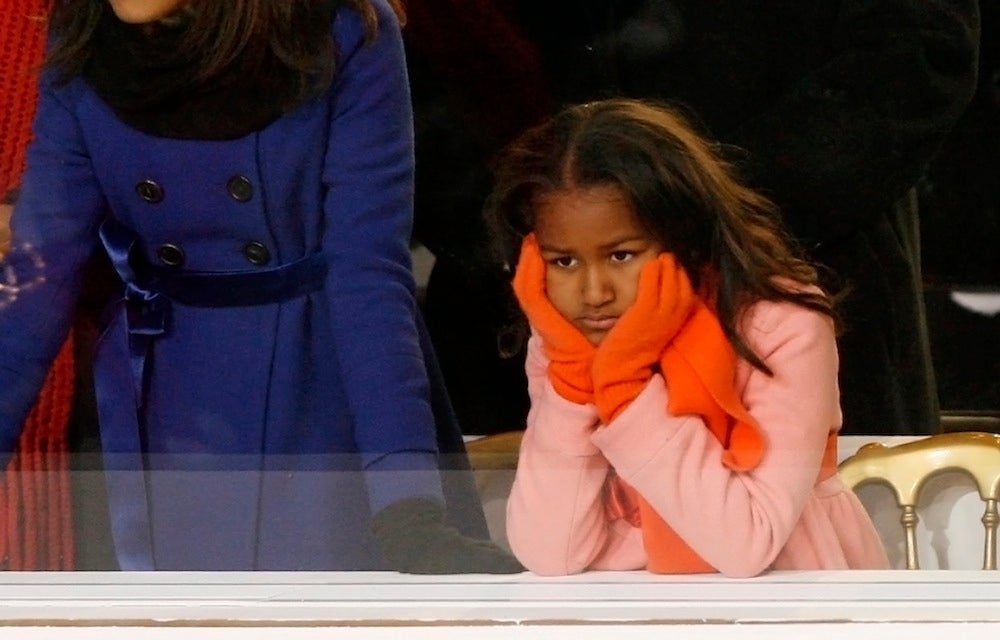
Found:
464,430 -> 524,472
839,432 -> 1000,569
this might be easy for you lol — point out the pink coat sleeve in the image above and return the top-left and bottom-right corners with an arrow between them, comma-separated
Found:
508,301 -> 843,577
505,335 -> 645,575
591,300 -> 841,577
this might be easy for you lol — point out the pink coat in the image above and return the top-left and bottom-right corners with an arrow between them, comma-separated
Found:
506,297 -> 890,577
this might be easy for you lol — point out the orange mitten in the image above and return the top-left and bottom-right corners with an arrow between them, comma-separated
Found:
664,307 -> 766,471
592,253 -> 696,423
512,234 -> 596,404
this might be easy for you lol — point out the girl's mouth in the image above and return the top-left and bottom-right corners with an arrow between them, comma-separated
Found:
578,315 -> 618,332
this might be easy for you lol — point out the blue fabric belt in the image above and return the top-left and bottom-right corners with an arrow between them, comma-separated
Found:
99,216 -> 328,406
94,217 -> 328,569
100,216 -> 328,308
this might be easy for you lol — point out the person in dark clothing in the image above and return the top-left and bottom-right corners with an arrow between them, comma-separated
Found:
919,0 -> 999,414
405,0 -> 981,436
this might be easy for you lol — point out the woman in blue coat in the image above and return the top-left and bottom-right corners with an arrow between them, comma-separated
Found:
0,0 -> 521,572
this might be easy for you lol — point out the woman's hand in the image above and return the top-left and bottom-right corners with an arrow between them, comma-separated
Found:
370,497 -> 524,574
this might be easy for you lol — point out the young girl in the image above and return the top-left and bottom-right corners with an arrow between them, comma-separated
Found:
489,99 -> 889,577
0,0 -> 521,573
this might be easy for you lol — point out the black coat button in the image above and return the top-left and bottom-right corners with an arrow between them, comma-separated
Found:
243,241 -> 271,265
157,243 -> 185,267
136,180 -> 164,203
226,175 -> 254,202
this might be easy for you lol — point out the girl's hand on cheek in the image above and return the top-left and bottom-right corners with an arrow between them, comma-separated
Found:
592,253 -> 695,423
513,233 -> 596,404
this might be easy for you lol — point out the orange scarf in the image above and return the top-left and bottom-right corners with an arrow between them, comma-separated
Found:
606,296 -> 838,573
605,297 -> 765,573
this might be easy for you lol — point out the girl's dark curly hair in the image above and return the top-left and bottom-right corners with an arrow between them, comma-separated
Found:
485,98 -> 838,374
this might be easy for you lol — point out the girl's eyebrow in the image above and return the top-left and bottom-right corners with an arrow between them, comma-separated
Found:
537,242 -> 572,254
538,235 -> 649,254
598,234 -> 649,250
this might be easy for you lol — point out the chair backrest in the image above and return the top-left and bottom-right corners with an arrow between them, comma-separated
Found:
465,431 -> 524,472
838,432 -> 1000,569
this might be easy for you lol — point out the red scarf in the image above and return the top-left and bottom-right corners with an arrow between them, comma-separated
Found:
0,0 -> 76,571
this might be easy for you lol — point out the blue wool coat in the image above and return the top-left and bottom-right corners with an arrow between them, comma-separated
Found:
0,0 -> 485,570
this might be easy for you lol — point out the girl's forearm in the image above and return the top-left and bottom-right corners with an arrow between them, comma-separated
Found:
592,304 -> 838,577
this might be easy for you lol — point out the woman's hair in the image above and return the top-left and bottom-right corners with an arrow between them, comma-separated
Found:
44,0 -> 386,95
485,98 -> 837,373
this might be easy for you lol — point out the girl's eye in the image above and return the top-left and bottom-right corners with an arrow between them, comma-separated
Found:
550,256 -> 577,268
610,251 -> 634,263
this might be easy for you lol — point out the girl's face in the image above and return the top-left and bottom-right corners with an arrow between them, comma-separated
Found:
533,184 -> 664,346
107,0 -> 190,23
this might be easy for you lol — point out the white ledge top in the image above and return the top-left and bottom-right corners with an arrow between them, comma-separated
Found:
0,570 -> 998,626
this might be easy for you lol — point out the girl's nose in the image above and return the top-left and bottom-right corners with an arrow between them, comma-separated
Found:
581,266 -> 614,307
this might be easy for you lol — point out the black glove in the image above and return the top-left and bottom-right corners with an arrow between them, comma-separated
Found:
370,497 -> 524,574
